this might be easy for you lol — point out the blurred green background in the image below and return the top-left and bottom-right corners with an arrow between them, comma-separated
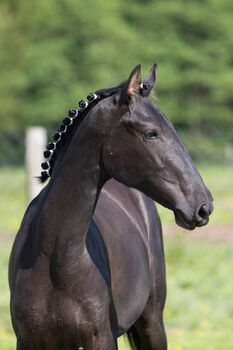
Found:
0,0 -> 233,165
0,0 -> 233,349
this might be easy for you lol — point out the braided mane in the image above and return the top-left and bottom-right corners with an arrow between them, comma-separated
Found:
39,81 -> 127,183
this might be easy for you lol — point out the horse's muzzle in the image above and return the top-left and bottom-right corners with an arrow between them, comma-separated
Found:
174,199 -> 214,230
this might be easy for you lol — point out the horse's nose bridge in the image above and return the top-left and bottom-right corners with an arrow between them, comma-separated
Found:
178,163 -> 201,195
188,176 -> 213,217
167,142 -> 212,210
178,159 -> 211,207
191,177 -> 211,204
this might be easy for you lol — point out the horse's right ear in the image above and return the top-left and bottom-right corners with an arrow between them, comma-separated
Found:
140,62 -> 157,97
119,64 -> 141,105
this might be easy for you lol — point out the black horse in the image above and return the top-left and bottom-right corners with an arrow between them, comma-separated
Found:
9,63 -> 213,350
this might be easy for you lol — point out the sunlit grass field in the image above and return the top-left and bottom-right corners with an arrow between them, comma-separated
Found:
0,165 -> 233,350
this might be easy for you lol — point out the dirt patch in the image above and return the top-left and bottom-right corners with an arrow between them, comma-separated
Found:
163,224 -> 233,243
0,231 -> 15,244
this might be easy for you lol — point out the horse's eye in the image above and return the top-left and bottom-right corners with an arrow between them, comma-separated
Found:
143,129 -> 159,140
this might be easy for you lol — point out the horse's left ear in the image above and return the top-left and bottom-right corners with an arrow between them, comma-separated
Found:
140,62 -> 157,97
119,64 -> 141,105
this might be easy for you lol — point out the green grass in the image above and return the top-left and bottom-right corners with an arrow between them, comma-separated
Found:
0,167 -> 27,232
0,235 -> 17,350
163,235 -> 233,350
0,165 -> 233,350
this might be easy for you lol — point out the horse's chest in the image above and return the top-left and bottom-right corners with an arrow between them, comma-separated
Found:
14,285 -> 109,348
13,243 -> 111,344
114,265 -> 151,334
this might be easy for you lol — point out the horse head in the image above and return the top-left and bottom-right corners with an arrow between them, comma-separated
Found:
99,64 -> 213,230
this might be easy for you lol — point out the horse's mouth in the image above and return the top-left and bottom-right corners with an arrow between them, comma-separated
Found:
174,210 -> 209,231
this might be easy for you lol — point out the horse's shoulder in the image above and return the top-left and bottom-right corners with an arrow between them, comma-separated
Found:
96,179 -> 160,234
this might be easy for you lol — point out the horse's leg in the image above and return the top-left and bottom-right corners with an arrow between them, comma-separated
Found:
80,327 -> 118,350
16,340 -> 28,350
133,297 -> 167,350
94,335 -> 118,350
130,224 -> 167,350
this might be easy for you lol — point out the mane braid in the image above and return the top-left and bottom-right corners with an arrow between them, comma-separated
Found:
39,83 -> 125,183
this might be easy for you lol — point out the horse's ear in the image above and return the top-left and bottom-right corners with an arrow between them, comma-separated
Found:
119,64 -> 141,105
140,62 -> 157,97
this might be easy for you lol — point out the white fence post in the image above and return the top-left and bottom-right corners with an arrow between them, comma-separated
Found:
25,127 -> 47,202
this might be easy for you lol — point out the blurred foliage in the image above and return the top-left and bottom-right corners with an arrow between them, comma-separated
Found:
0,0 -> 232,164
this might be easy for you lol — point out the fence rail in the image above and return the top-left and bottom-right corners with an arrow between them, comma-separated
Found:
25,127 -> 47,201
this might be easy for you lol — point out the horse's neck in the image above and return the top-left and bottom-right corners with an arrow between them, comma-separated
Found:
37,122 -> 106,269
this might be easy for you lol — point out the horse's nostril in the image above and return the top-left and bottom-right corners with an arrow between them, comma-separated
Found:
197,204 -> 209,220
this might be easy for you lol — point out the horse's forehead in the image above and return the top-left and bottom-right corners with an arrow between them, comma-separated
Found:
134,98 -> 165,123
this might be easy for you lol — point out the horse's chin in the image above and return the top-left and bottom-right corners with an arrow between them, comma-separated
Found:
174,212 -> 195,230
174,210 -> 209,231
